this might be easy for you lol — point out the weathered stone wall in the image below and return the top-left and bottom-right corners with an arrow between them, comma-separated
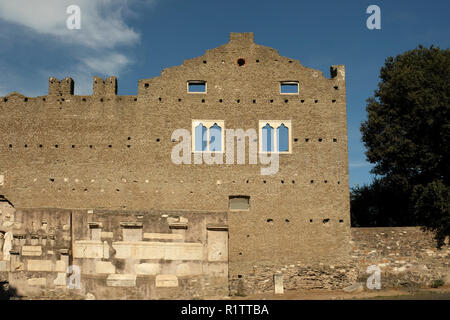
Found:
0,32 -> 350,283
230,227 -> 449,295
0,202 -> 228,299
2,200 -> 448,299
350,227 -> 449,289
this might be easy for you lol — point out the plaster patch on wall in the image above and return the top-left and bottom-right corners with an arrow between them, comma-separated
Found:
207,230 -> 228,262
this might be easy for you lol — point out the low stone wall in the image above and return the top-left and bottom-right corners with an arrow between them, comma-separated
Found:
2,202 -> 449,300
0,204 -> 229,299
230,227 -> 449,296
230,262 -> 358,296
350,227 -> 449,289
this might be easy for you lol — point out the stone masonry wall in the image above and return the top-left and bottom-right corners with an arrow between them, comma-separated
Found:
0,202 -> 229,299
230,227 -> 449,296
0,32 -> 350,282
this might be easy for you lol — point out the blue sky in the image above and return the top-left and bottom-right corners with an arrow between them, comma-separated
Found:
0,0 -> 449,188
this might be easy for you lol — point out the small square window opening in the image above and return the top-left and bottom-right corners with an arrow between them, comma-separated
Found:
229,196 -> 250,211
280,82 -> 299,95
187,81 -> 207,93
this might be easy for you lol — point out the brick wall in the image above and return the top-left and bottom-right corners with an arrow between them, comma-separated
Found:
0,33 -> 350,282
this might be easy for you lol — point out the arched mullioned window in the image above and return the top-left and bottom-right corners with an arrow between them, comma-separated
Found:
209,123 -> 222,152
259,120 -> 292,153
262,123 -> 274,152
195,123 -> 207,151
277,123 -> 289,152
192,120 -> 225,152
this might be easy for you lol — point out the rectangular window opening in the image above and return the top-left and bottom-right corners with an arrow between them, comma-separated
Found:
188,81 -> 207,93
259,120 -> 292,154
280,82 -> 299,95
229,195 -> 250,211
192,120 -> 224,153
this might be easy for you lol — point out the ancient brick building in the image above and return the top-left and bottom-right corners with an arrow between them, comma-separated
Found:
0,32 -> 351,298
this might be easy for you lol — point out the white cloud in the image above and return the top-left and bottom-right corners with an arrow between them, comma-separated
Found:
0,0 -> 153,95
349,161 -> 372,168
81,53 -> 131,75
0,0 -> 141,48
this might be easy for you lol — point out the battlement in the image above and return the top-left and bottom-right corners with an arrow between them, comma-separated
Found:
93,76 -> 118,96
0,33 -> 346,100
229,32 -> 255,44
48,77 -> 74,96
330,65 -> 345,81
46,76 -> 117,98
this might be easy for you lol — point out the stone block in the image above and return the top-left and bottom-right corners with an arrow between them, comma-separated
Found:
156,275 -> 179,287
101,232 -> 113,239
113,241 -> 164,259
0,261 -> 7,272
27,259 -> 53,272
21,246 -> 42,257
91,228 -> 101,240
143,233 -> 183,241
103,241 -> 109,259
73,240 -> 104,259
123,228 -> 142,241
55,260 -> 67,272
175,263 -> 202,276
28,278 -> 47,286
112,241 -> 203,261
135,263 -> 161,275
164,243 -> 203,261
13,262 -> 24,272
274,273 -> 284,294
106,274 -> 136,287
54,273 -> 67,286
96,261 -> 116,274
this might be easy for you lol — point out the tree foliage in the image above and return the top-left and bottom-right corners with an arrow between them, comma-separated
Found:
350,178 -> 412,227
353,45 -> 450,247
412,180 -> 450,247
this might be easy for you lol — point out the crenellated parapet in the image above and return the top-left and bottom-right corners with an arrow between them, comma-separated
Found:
330,65 -> 345,81
93,76 -> 118,96
229,32 -> 255,44
48,77 -> 74,96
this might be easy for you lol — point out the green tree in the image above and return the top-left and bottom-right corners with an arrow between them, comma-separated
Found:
356,45 -> 450,247
350,178 -> 412,227
412,180 -> 450,247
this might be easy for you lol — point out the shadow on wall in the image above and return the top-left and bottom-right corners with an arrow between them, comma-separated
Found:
0,281 -> 21,300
